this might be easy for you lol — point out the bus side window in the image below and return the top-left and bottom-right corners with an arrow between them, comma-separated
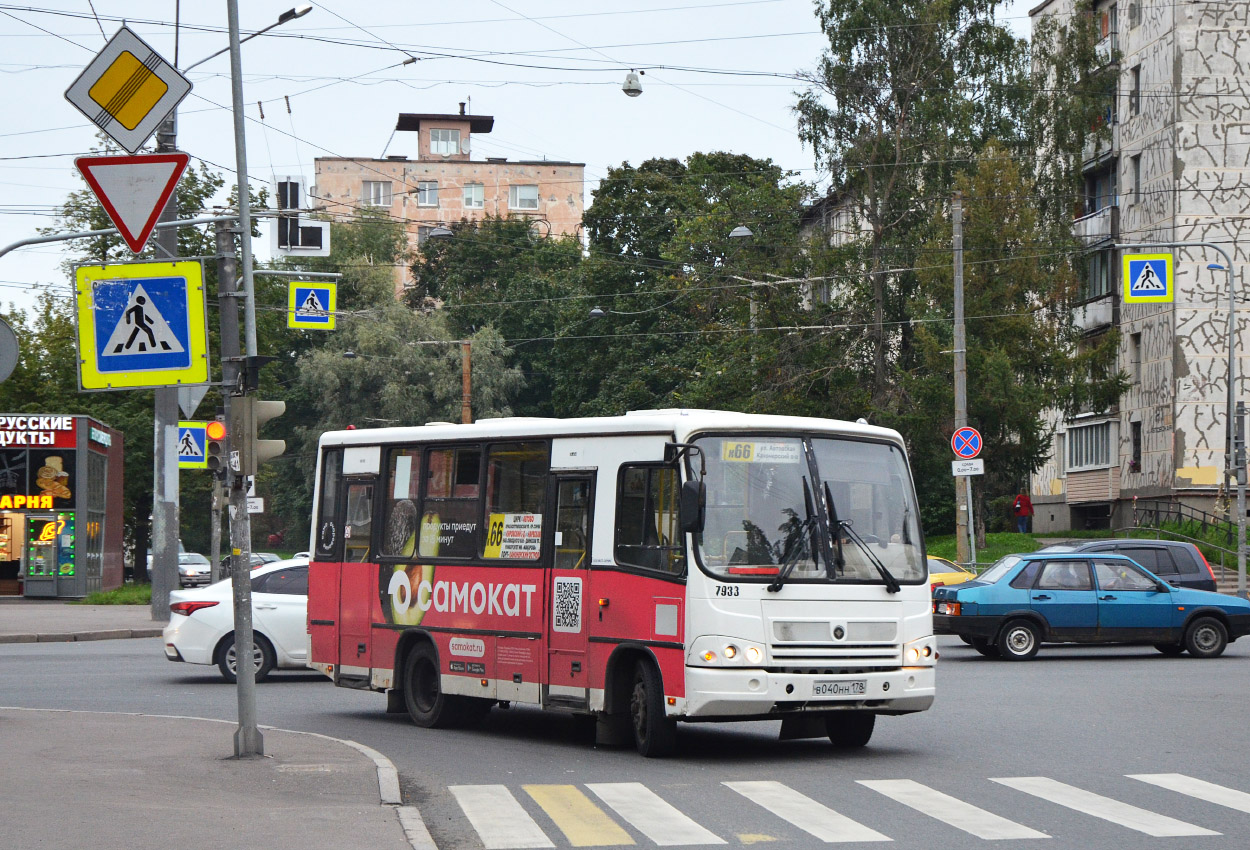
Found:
382,448 -> 421,558
481,441 -> 549,561
615,465 -> 685,575
422,446 -> 481,559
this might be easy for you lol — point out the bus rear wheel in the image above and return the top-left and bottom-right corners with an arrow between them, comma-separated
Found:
825,712 -> 875,749
404,643 -> 456,728
630,660 -> 676,758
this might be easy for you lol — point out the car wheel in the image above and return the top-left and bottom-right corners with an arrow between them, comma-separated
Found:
1154,643 -> 1185,656
825,712 -> 875,749
1183,616 -> 1228,659
403,642 -> 459,728
216,633 -> 275,683
970,638 -> 998,658
997,619 -> 1040,661
630,659 -> 677,758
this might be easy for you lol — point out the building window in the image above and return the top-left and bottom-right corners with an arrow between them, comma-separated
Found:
1130,65 -> 1141,116
1131,154 -> 1142,201
1056,433 -> 1066,478
417,181 -> 438,207
1068,421 -> 1112,471
363,181 -> 392,207
1130,332 -> 1142,382
430,128 -> 461,156
464,183 -> 484,209
1129,1 -> 1140,28
1084,250 -> 1113,300
1085,166 -> 1117,215
509,184 -> 539,210
1131,421 -> 1142,470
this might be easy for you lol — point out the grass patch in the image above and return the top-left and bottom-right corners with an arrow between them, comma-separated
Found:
75,584 -> 152,605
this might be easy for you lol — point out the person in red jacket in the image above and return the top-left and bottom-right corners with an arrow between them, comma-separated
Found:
1013,492 -> 1034,533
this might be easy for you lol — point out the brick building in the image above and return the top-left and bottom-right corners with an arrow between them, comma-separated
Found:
314,107 -> 585,290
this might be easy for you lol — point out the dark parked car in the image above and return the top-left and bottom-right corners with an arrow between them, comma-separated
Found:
1037,539 -> 1217,591
933,552 -> 1250,660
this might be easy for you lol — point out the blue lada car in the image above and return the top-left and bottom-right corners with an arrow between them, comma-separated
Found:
933,552 -> 1250,660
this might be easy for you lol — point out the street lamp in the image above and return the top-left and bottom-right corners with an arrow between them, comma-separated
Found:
182,5 -> 312,72
622,70 -> 643,97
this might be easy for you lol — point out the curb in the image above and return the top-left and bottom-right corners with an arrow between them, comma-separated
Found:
0,707 -> 435,850
0,628 -> 164,644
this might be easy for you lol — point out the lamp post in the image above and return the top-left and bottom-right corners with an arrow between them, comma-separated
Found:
1117,241 -> 1244,599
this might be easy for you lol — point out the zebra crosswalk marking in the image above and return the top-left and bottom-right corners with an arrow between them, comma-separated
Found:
1129,773 -> 1250,815
857,779 -> 1049,840
725,780 -> 890,843
586,782 -> 726,846
449,784 -> 554,849
523,784 -> 636,847
991,777 -> 1220,837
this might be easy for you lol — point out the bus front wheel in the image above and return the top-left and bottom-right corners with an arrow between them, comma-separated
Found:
825,712 -> 875,749
404,643 -> 456,728
630,660 -> 677,758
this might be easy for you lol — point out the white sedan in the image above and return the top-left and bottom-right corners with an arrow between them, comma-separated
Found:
162,558 -> 309,682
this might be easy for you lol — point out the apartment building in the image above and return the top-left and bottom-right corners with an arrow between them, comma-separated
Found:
1028,0 -> 1250,530
314,107 -> 585,290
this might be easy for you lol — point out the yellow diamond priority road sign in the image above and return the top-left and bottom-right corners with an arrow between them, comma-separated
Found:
64,26 -> 191,155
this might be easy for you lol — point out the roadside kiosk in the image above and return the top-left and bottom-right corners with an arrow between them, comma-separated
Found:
0,415 -> 124,598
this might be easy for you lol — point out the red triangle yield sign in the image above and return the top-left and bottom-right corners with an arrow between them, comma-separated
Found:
75,153 -> 190,254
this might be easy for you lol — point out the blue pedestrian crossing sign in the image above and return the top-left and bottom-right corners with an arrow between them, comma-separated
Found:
75,261 -> 209,390
288,282 -> 337,330
178,421 -> 208,469
1123,253 -> 1173,303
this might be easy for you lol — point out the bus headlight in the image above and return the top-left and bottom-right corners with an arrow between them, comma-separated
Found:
688,636 -> 765,667
903,637 -> 937,667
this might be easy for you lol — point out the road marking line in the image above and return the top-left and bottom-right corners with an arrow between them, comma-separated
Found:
449,785 -> 554,849
725,780 -> 891,843
523,784 -> 635,846
586,782 -> 726,846
991,777 -> 1220,837
1129,774 -> 1250,814
858,779 -> 1049,840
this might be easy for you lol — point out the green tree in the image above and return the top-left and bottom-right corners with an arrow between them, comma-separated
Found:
905,143 -> 1125,541
795,0 -> 1028,411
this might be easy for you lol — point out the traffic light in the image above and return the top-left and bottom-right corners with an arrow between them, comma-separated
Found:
205,418 -> 227,473
228,396 -> 286,476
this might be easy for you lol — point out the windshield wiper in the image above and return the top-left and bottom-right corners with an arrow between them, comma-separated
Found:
767,479 -> 818,593
824,482 -> 900,594
822,482 -> 845,578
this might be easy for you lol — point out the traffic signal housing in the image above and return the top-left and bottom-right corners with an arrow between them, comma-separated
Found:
205,418 -> 227,473
228,396 -> 286,476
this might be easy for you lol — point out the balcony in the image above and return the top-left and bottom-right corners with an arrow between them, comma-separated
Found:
1071,293 -> 1115,333
1095,31 -> 1119,66
1073,204 -> 1119,248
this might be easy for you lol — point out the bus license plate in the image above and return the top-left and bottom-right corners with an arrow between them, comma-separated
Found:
814,680 -> 866,696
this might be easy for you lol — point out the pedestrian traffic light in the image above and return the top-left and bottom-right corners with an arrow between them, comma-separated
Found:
205,418 -> 227,472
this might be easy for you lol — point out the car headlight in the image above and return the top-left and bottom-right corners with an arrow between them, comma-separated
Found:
688,636 -> 765,667
903,636 -> 937,667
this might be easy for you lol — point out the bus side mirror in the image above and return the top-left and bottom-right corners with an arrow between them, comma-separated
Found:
680,480 -> 705,534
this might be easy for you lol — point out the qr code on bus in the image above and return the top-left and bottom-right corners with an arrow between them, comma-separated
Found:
552,576 -> 582,633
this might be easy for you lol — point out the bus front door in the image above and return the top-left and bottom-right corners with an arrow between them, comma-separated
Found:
546,474 -> 594,709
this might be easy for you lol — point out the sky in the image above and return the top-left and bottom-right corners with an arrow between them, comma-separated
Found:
0,0 -> 1034,314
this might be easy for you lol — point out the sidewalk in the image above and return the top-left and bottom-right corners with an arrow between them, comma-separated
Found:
1,708 -> 425,850
0,599 -> 164,643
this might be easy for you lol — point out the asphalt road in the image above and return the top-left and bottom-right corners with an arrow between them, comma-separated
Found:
4,636 -> 1250,849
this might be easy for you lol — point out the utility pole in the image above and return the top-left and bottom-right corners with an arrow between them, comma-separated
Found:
213,220 -> 242,584
149,109 -> 181,622
226,0 -> 262,757
953,193 -> 975,566
461,341 -> 472,424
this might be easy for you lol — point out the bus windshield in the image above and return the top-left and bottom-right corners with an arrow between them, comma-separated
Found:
694,434 -> 924,584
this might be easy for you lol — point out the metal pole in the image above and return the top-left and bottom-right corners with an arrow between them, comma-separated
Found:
953,192 -> 972,565
226,0 -> 262,758
149,111 -> 180,622
461,341 -> 472,424
1238,402 -> 1247,598
1117,241 -> 1243,596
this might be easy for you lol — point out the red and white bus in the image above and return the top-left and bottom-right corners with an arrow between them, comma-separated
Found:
307,409 -> 933,756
